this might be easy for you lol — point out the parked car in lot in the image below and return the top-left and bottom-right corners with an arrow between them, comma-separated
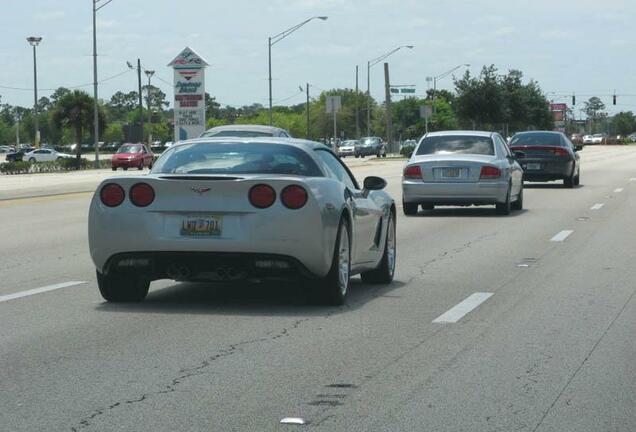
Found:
23,148 -> 73,163
5,147 -> 33,162
89,138 -> 396,305
111,143 -> 154,171
356,136 -> 386,158
583,133 -> 605,144
200,124 -> 292,138
628,133 -> 636,143
337,140 -> 358,157
508,131 -> 581,187
402,131 -> 524,215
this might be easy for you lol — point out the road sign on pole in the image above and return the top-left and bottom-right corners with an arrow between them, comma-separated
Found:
420,105 -> 432,134
326,96 -> 341,149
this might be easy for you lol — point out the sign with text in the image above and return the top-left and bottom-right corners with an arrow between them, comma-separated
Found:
168,47 -> 209,141
419,105 -> 432,119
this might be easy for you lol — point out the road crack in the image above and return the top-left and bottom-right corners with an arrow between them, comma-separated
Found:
70,318 -> 310,431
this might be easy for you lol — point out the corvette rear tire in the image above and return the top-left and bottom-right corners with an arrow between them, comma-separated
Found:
361,212 -> 396,284
317,218 -> 351,306
96,270 -> 149,302
403,201 -> 418,216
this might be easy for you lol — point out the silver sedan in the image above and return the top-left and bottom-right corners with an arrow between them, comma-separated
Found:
88,138 -> 396,305
402,131 -> 523,215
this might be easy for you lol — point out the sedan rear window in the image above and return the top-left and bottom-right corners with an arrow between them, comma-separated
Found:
200,130 -> 274,138
152,142 -> 322,176
509,133 -> 563,147
416,135 -> 495,156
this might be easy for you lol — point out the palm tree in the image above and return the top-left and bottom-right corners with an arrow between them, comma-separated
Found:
52,90 -> 106,163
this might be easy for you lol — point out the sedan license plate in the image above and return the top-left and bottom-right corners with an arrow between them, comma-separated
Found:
443,168 -> 461,178
180,215 -> 222,237
525,163 -> 541,170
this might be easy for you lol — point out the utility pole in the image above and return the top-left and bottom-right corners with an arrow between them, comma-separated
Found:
332,99 -> 337,146
92,1 -> 99,165
366,60 -> 371,137
15,111 -> 20,145
384,62 -> 393,153
355,65 -> 360,139
306,83 -> 310,139
137,59 -> 143,143
144,70 -> 155,145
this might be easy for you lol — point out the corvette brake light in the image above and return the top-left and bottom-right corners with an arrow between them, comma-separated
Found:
249,184 -> 276,209
403,165 -> 422,179
480,166 -> 501,179
129,183 -> 155,207
100,183 -> 125,207
280,185 -> 308,209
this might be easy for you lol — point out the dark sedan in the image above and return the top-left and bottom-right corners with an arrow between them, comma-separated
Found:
509,131 -> 581,188
5,147 -> 34,162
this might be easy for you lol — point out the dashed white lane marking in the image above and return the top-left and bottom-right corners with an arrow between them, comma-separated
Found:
0,281 -> 87,303
590,203 -> 605,210
614,188 -> 624,193
550,230 -> 574,242
432,292 -> 494,324
630,178 -> 636,182
280,418 -> 306,425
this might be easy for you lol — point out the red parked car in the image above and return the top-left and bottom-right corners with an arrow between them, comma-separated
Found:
111,144 -> 154,171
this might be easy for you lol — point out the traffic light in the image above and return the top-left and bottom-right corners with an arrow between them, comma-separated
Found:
572,94 -> 576,106
613,94 -> 617,105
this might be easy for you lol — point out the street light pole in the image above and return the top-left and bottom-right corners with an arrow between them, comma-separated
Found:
366,45 -> 413,137
26,36 -> 42,148
429,63 -> 470,113
145,70 -> 155,145
268,16 -> 328,125
92,0 -> 114,166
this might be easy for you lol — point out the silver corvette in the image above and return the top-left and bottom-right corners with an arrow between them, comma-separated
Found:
88,138 -> 396,305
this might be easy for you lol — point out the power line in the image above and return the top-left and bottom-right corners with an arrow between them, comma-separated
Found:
0,68 -> 132,93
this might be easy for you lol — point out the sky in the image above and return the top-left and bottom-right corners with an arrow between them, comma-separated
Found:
1,0 -> 635,118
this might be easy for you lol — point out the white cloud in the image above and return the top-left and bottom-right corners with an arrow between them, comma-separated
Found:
493,26 -> 515,37
540,30 -> 576,41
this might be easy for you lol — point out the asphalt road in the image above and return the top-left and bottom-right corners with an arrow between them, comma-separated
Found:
1,146 -> 635,431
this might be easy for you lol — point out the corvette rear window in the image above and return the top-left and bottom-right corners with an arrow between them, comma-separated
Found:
416,136 -> 495,156
152,142 -> 322,176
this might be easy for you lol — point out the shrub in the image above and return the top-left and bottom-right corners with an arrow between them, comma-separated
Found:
0,161 -> 31,174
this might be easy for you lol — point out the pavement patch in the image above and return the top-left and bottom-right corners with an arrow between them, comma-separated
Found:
614,188 -> 624,193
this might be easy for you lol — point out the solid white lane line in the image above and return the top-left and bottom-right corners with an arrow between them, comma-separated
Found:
614,188 -> 624,193
432,292 -> 494,324
590,203 -> 605,210
630,178 -> 636,182
0,281 -> 87,303
550,230 -> 574,242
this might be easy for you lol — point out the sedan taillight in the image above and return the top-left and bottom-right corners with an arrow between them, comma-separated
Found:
129,183 -> 155,207
280,185 -> 308,209
480,166 -> 501,179
249,184 -> 276,209
100,183 -> 125,207
553,148 -> 569,156
403,165 -> 422,179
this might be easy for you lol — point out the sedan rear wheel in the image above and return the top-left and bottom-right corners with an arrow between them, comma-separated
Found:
403,200 -> 418,216
29,157 -> 36,163
361,212 -> 396,284
496,186 -> 512,215
317,218 -> 351,306
96,270 -> 149,302
511,185 -> 523,211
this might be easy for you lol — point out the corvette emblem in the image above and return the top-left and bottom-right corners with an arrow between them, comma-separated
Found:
190,186 -> 211,195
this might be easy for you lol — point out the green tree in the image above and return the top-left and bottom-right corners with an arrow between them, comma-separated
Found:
584,97 -> 606,134
611,111 -> 636,136
52,90 -> 106,161
103,122 -> 124,143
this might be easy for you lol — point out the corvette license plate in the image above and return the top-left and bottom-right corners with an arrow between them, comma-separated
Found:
443,168 -> 461,178
525,163 -> 541,170
180,215 -> 222,237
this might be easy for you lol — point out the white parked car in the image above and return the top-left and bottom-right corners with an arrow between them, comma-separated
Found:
23,148 -> 74,163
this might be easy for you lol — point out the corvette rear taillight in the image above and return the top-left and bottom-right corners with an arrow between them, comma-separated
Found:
280,185 -> 308,209
403,165 -> 422,179
100,183 -> 125,207
129,183 -> 155,207
249,184 -> 276,209
480,166 -> 501,179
